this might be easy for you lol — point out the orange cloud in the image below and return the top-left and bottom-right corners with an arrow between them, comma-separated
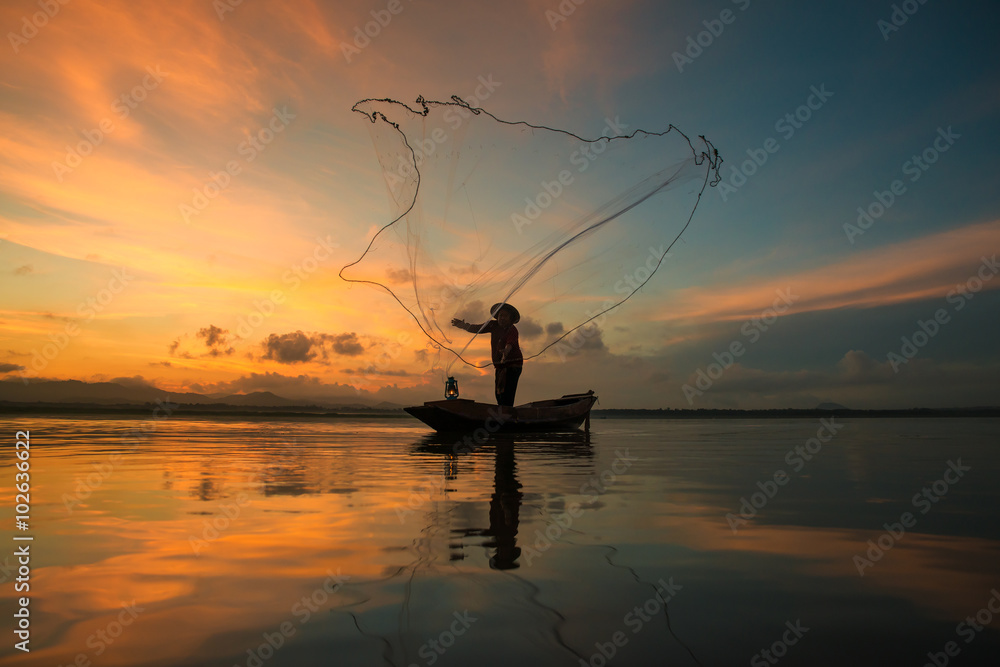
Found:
656,219 -> 1000,325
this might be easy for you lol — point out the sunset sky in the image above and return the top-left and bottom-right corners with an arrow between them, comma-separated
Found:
1,0 -> 998,409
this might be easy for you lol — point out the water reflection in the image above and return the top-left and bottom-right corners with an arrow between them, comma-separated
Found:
404,430 -> 707,664
1,417 -> 998,667
412,431 -> 593,570
486,444 -> 522,570
411,429 -> 594,458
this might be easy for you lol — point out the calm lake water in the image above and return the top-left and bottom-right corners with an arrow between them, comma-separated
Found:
1,416 -> 998,666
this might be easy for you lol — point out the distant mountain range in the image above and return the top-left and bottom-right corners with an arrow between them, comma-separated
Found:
0,379 -> 403,411
2,380 -> 995,417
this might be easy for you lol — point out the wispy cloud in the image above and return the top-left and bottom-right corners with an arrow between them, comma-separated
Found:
657,219 -> 1000,326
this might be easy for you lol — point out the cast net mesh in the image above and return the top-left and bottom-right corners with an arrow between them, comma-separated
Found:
341,96 -> 722,376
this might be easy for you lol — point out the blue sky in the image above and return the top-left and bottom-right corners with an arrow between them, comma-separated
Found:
0,0 -> 997,408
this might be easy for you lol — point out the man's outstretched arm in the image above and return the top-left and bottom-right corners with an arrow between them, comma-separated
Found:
451,318 -> 488,333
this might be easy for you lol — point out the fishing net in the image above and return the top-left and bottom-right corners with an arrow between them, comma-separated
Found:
341,96 -> 721,376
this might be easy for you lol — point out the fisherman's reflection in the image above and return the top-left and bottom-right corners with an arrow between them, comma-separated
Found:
485,443 -> 522,569
417,432 -> 590,570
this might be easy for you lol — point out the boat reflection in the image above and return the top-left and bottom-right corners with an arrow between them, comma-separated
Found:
411,429 -> 594,457
8,417 -> 1000,666
407,429 -> 704,664
411,431 -> 592,571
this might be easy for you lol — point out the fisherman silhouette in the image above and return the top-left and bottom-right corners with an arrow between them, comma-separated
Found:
451,302 -> 524,407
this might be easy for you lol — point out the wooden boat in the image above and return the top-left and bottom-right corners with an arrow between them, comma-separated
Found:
404,391 -> 597,433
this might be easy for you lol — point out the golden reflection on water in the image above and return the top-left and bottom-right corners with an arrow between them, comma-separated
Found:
0,417 -> 998,666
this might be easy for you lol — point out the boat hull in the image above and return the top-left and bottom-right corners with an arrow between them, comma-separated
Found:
404,391 -> 597,433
